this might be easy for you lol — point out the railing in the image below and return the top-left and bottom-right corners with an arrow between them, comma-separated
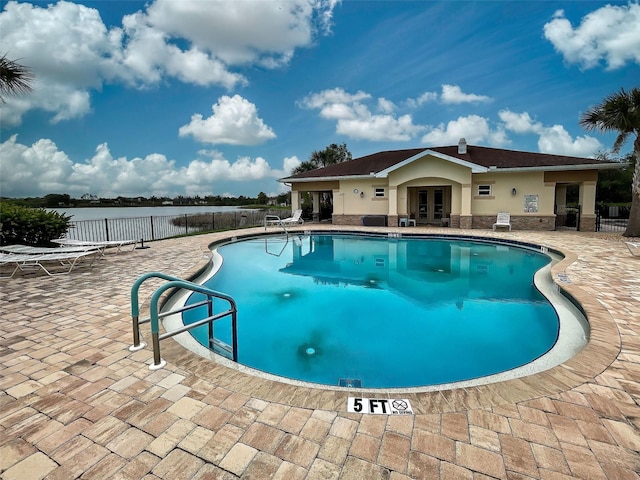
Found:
595,205 -> 630,233
130,272 -> 237,370
596,213 -> 629,233
66,209 -> 283,243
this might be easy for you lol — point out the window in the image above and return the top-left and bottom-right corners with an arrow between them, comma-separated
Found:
477,185 -> 492,196
374,187 -> 385,198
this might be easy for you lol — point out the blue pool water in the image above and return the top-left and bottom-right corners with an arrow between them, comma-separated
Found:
183,234 -> 559,388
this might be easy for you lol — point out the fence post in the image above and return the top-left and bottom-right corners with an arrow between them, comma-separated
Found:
185,214 -> 188,235
212,213 -> 215,232
150,216 -> 155,240
104,218 -> 110,241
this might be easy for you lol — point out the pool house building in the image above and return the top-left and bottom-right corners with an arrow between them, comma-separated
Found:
279,139 -> 623,231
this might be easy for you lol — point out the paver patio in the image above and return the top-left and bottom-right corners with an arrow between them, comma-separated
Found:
1,225 -> 639,479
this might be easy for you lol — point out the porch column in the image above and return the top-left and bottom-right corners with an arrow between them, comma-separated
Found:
460,183 -> 473,229
388,186 -> 398,215
312,192 -> 320,221
579,181 -> 597,231
388,186 -> 399,226
291,190 -> 301,211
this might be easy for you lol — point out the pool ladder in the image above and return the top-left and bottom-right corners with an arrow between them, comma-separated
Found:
130,272 -> 238,370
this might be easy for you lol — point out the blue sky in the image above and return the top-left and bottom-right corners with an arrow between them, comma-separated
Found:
1,1 -> 638,199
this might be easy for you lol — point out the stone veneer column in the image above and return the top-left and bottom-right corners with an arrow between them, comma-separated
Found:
459,216 -> 473,229
579,214 -> 597,232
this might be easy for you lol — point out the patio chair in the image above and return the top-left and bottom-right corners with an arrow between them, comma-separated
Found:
493,212 -> 512,231
0,250 -> 100,278
52,238 -> 138,254
626,242 -> 640,257
265,209 -> 304,228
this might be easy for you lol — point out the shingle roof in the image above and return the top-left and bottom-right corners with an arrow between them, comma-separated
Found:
281,145 -> 618,181
283,148 -> 426,180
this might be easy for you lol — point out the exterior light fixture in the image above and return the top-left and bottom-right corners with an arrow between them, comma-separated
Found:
511,188 -> 517,196
360,191 -> 365,198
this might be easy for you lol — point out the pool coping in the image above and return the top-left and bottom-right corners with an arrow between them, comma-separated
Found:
155,226 -> 621,414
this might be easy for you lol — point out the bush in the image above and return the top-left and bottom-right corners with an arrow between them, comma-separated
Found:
0,202 -> 71,246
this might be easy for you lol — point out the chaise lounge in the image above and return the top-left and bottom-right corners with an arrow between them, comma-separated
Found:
626,242 -> 640,257
264,209 -> 304,228
52,238 -> 139,254
0,250 -> 100,278
493,212 -> 512,231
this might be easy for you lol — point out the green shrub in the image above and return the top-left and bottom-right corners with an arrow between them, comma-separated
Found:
0,202 -> 71,246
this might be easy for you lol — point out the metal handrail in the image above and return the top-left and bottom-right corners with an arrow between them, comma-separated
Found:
264,214 -> 290,234
130,272 -> 238,370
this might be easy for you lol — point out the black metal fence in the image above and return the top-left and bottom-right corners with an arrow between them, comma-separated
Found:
595,205 -> 630,233
65,209 -> 285,242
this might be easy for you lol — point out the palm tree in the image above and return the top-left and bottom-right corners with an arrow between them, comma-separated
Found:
0,54 -> 34,102
580,87 -> 640,237
292,143 -> 352,174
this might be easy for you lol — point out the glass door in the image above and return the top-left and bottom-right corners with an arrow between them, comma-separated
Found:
418,190 -> 428,222
434,189 -> 444,221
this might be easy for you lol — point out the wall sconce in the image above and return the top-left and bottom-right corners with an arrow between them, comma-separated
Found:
359,191 -> 365,198
511,188 -> 517,196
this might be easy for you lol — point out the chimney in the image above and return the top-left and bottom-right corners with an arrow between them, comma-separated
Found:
458,138 -> 467,154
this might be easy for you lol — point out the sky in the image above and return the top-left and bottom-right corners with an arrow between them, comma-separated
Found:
0,1 -> 638,200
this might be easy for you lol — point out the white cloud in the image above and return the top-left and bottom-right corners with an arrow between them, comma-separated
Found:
0,134 -> 293,198
544,3 -> 640,70
405,86 -> 490,109
537,125 -> 603,157
498,109 -> 602,156
0,1 -> 122,126
145,0 -> 337,67
498,110 -> 544,134
377,98 -> 396,114
119,9 -> 248,89
421,115 -> 507,146
299,88 -> 424,141
440,84 -> 491,104
337,114 -> 423,142
405,91 -> 438,108
0,0 -> 338,125
300,88 -> 371,109
178,95 -> 276,145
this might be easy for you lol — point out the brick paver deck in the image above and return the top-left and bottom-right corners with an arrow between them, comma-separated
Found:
1,225 -> 639,479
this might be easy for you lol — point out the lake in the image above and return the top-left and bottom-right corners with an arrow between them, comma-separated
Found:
50,205 -> 281,242
51,205 -> 248,221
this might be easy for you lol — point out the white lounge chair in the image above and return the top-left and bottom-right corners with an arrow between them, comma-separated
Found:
52,238 -> 138,254
0,250 -> 100,278
626,242 -> 640,257
493,212 -> 512,231
1,244 -> 102,255
265,209 -> 304,228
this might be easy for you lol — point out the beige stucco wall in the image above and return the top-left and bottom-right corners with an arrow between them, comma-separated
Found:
389,155 -> 472,186
471,171 -> 555,215
335,179 -> 389,215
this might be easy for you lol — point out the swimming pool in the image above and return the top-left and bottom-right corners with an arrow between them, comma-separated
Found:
176,233 -> 586,389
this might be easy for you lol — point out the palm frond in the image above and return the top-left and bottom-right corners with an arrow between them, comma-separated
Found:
0,55 -> 35,101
